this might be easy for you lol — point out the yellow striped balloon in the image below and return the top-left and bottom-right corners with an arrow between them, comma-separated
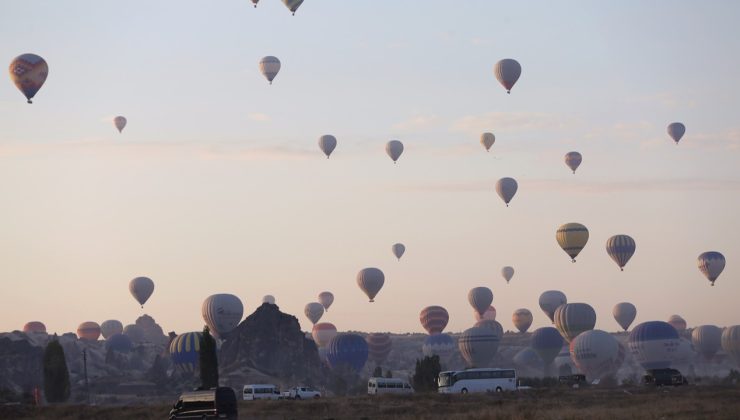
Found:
556,223 -> 589,262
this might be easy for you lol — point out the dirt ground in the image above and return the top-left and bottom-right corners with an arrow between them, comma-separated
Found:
2,386 -> 739,419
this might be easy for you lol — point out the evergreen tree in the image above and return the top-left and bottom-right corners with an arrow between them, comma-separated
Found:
412,355 -> 441,393
199,326 -> 219,389
372,366 -> 383,378
43,338 -> 70,403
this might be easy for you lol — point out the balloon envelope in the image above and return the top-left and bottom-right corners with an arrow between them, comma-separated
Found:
100,320 -> 123,339
312,322 -> 337,348
539,290 -> 567,323
259,56 -> 281,84
628,321 -> 681,369
493,58 -> 521,93
114,116 -> 127,133
169,332 -> 202,372
458,326 -> 500,368
697,251 -> 725,286
531,327 -> 564,366
468,287 -> 493,316
606,235 -> 636,271
512,308 -> 533,333
495,177 -> 518,207
318,135 -> 337,158
721,326 -> 740,367
304,302 -> 325,325
474,306 -> 497,322
77,322 -> 101,341
667,315 -> 687,332
556,223 -> 589,262
422,333 -> 455,357
202,294 -> 244,337
357,268 -> 385,302
282,0 -> 304,14
691,325 -> 722,361
480,132 -> 495,151
392,243 -> 406,260
501,266 -> 514,283
420,306 -> 449,335
554,303 -> 597,343
570,330 -> 625,381
564,152 -> 582,174
385,140 -> 404,163
326,333 -> 368,372
9,53 -> 48,103
262,295 -> 276,305
23,321 -> 46,334
667,122 -> 685,144
129,277 -> 154,308
106,333 -> 133,353
612,302 -> 637,331
318,292 -> 334,311
366,333 -> 392,364
123,324 -> 145,343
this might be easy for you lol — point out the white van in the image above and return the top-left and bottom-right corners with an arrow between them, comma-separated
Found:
243,384 -> 281,400
367,378 -> 414,395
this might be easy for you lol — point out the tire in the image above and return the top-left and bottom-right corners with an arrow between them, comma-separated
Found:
461,388 -> 468,394
495,387 -> 503,393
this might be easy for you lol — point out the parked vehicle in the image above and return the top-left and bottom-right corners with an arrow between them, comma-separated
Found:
169,387 -> 237,419
438,368 -> 517,394
643,369 -> 688,387
558,374 -> 587,387
287,386 -> 321,399
243,384 -> 282,400
367,378 -> 414,395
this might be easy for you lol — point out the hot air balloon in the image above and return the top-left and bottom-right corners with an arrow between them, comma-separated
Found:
458,326 -> 500,368
691,325 -> 722,361
513,347 -> 544,375
251,0 -> 259,7
554,345 -> 576,375
392,243 -> 406,261
259,56 -> 281,84
420,306 -> 449,335
202,294 -> 244,337
474,306 -> 497,322
262,295 -> 276,304
318,135 -> 337,159
493,59 -> 521,94
721,326 -> 740,367
100,320 -> 124,339
667,122 -> 685,145
317,347 -> 330,365
480,132 -> 495,152
366,333 -> 392,365
23,321 -> 46,334
468,287 -> 493,316
311,323 -> 337,348
123,324 -> 145,343
495,177 -> 518,207
113,116 -> 127,133
570,330 -> 625,381
326,333 -> 369,372
531,327 -> 564,368
539,290 -> 567,323
170,332 -> 202,372
304,302 -> 325,325
422,333 -> 455,357
697,251 -> 725,286
9,54 -> 48,103
554,303 -> 596,343
606,235 -> 636,271
474,320 -> 504,341
512,308 -> 533,333
556,223 -> 589,262
357,268 -> 384,302
129,277 -> 154,308
501,266 -> 514,284
106,333 -> 133,353
667,315 -> 687,333
386,140 -> 404,163
628,321 -> 681,370
282,0 -> 304,15
77,322 -> 101,341
318,291 -> 334,311
612,302 -> 637,331
564,152 -> 582,174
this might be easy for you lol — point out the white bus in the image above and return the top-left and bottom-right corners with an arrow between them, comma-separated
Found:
438,368 -> 517,394
242,384 -> 281,400
367,378 -> 414,395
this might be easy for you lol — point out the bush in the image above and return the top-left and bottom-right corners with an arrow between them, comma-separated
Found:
412,356 -> 441,393
199,326 -> 219,389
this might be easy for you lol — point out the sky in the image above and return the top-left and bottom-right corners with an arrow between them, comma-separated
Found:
1,1 -> 740,337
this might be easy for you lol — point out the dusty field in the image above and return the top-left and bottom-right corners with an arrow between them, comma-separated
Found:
2,386 -> 739,419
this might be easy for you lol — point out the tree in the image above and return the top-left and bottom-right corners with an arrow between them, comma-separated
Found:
372,366 -> 383,378
412,355 -> 441,393
43,338 -> 70,403
199,326 -> 219,389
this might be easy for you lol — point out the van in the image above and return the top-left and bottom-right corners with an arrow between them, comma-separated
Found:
243,384 -> 282,400
367,378 -> 414,395
169,387 -> 237,419
643,369 -> 688,387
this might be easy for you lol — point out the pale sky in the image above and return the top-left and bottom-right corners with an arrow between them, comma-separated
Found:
2,1 -> 739,336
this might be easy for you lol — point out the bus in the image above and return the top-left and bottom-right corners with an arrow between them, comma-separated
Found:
438,368 -> 517,394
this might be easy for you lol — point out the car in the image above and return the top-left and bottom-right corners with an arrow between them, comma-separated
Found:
243,384 -> 282,400
287,386 -> 321,400
367,378 -> 414,395
643,369 -> 688,387
169,387 -> 237,419
558,374 -> 587,387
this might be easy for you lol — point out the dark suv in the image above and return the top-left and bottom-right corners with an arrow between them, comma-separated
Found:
643,369 -> 688,387
169,387 -> 238,419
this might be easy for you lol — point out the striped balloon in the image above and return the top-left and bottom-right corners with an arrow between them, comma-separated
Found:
697,251 -> 725,286
628,321 -> 681,370
326,333 -> 368,372
422,333 -> 456,358
169,332 -> 202,373
202,294 -> 244,337
612,302 -> 637,331
554,303 -> 596,343
721,326 -> 740,367
606,234 -> 636,271
468,287 -> 493,316
667,122 -> 685,144
458,326 -> 500,368
556,223 -> 589,262
493,58 -> 521,94
501,266 -> 514,284
495,177 -> 518,207
474,305 -> 497,322
23,321 -> 46,334
531,327 -> 564,366
512,308 -> 533,333
480,132 -> 495,151
667,315 -> 687,332
77,322 -> 101,341
357,268 -> 385,302
419,306 -> 449,335
539,290 -> 567,323
259,56 -> 281,84
366,333 -> 392,364
311,322 -> 337,348
691,325 -> 722,361
570,330 -> 624,381
564,151 -> 582,174
474,319 -> 504,341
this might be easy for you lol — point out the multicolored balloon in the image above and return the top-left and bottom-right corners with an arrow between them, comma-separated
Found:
628,321 -> 681,369
493,58 -> 521,94
474,305 -> 497,322
202,294 -> 244,337
169,332 -> 202,373
667,315 -> 687,332
556,223 -> 589,262
23,321 -> 46,334
259,56 -> 281,84
612,302 -> 636,331
564,152 -> 582,174
326,333 -> 369,372
697,251 -> 725,286
512,308 -> 533,333
422,333 -> 455,358
9,54 -> 48,103
366,333 -> 392,365
570,330 -> 625,381
357,268 -> 385,302
419,306 -> 449,335
554,303 -> 596,343
458,326 -> 500,368
77,322 -> 101,341
311,322 -> 337,348
606,234 -> 636,271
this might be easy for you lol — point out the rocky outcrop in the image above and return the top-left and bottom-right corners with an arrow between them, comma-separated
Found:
219,303 -> 325,387
0,335 -> 43,393
134,315 -> 168,346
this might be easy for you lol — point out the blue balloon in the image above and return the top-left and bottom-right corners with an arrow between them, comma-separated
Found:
169,332 -> 202,373
326,333 -> 368,372
531,327 -> 564,365
106,333 -> 133,353
629,321 -> 681,369
422,333 -> 455,357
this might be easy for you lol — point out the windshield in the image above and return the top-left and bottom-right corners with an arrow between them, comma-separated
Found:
438,372 -> 454,387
